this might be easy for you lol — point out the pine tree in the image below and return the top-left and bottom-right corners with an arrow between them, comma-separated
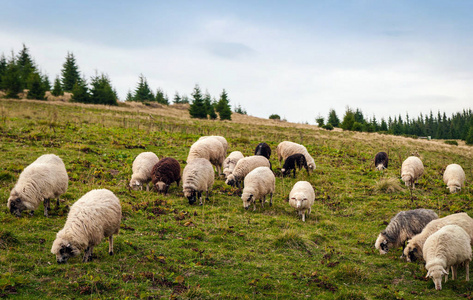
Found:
70,77 -> 90,103
327,109 -> 340,127
173,92 -> 181,104
203,91 -> 216,119
2,54 -> 22,98
90,73 -> 117,105
17,44 -> 37,90
189,84 -> 207,119
155,88 -> 169,105
133,74 -> 154,102
216,89 -> 232,120
380,118 -> 388,131
41,74 -> 51,92
181,94 -> 190,104
0,54 -> 6,89
126,90 -> 133,102
26,72 -> 46,100
341,107 -> 355,130
61,52 -> 81,92
466,126 -> 473,145
52,76 -> 64,96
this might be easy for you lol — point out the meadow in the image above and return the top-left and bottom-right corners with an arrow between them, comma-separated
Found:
0,99 -> 472,299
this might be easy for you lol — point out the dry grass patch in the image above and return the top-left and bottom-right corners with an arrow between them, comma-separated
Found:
374,177 -> 403,194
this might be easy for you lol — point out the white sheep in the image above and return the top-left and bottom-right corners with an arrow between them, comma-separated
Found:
403,212 -> 473,262
182,158 -> 215,205
225,155 -> 271,188
241,167 -> 275,210
443,164 -> 466,193
289,181 -> 315,222
198,135 -> 228,154
7,154 -> 68,217
223,151 -> 244,178
375,209 -> 438,255
51,189 -> 122,263
276,141 -> 316,172
187,137 -> 226,175
423,225 -> 471,290
130,152 -> 159,191
401,156 -> 424,189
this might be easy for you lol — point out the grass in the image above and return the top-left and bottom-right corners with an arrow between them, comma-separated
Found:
0,98 -> 472,299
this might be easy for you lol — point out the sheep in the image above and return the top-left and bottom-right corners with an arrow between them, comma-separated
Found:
281,153 -> 309,178
130,152 -> 159,191
223,151 -> 244,179
374,151 -> 388,171
254,142 -> 271,160
401,156 -> 424,189
7,154 -> 68,217
151,157 -> 181,194
198,135 -> 228,154
374,209 -> 438,255
225,155 -> 271,188
187,137 -> 226,175
443,164 -> 466,193
423,225 -> 471,290
276,141 -> 315,172
51,189 -> 122,263
182,158 -> 214,205
403,212 -> 473,262
288,181 -> 315,222
241,167 -> 275,211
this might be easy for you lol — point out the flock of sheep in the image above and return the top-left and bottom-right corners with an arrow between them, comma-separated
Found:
5,134 -> 470,292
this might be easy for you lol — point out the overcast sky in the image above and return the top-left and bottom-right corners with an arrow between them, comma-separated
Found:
1,1 -> 472,124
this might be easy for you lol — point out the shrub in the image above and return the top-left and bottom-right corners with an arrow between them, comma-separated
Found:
444,140 -> 458,146
323,123 -> 334,130
269,114 -> 280,120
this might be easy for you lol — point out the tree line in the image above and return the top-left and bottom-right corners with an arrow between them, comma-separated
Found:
0,44 -> 237,121
316,107 -> 473,144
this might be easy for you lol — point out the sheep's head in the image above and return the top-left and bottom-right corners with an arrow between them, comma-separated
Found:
448,184 -> 461,193
155,182 -> 169,193
376,164 -> 386,171
7,194 -> 27,217
426,266 -> 448,290
403,241 -> 421,262
51,239 -> 80,264
184,188 -> 198,205
401,174 -> 412,187
225,175 -> 236,187
308,163 -> 315,171
281,168 -> 289,176
289,193 -> 307,210
241,193 -> 254,210
374,233 -> 389,254
129,179 -> 142,191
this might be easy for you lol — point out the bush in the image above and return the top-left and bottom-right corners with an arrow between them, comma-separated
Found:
444,140 -> 458,146
269,114 -> 280,120
323,123 -> 334,130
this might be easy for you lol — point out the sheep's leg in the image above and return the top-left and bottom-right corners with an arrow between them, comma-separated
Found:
269,193 -> 273,207
261,196 -> 266,208
466,261 -> 470,281
44,199 -> 50,217
56,198 -> 60,208
302,212 -> 305,222
109,236 -> 114,256
83,246 -> 94,262
293,169 -> 296,178
253,201 -> 256,211
452,265 -> 457,280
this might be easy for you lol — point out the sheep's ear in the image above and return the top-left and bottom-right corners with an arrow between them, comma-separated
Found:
442,268 -> 448,275
412,247 -> 417,253
426,270 -> 431,278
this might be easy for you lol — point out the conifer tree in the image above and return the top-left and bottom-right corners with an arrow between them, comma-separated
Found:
52,76 -> 63,96
466,126 -> 473,145
216,89 -> 232,120
17,44 -> 37,89
155,88 -> 169,105
189,84 -> 207,119
173,92 -> 181,104
181,95 -> 190,104
26,72 -> 46,100
61,52 -> 81,92
341,107 -> 355,131
203,91 -> 216,119
70,77 -> 90,103
90,73 -> 117,105
125,90 -> 133,102
133,74 -> 154,102
41,74 -> 51,92
327,109 -> 340,127
0,54 -> 6,89
2,54 -> 22,98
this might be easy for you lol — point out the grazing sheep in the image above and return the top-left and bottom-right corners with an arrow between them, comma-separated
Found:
288,181 -> 315,222
51,189 -> 122,263
225,155 -> 271,188
254,142 -> 271,160
443,164 -> 466,193
281,153 -> 309,178
403,212 -> 473,262
374,151 -> 389,171
151,157 -> 181,194
7,154 -> 68,217
187,137 -> 226,175
223,151 -> 244,179
130,152 -> 159,191
182,158 -> 214,205
198,135 -> 228,154
423,225 -> 471,290
374,209 -> 438,255
241,167 -> 275,211
401,156 -> 424,189
276,141 -> 315,172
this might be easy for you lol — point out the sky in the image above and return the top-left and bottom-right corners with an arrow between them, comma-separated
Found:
1,0 -> 472,124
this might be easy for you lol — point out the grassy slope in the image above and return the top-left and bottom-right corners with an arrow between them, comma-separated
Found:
0,99 -> 472,299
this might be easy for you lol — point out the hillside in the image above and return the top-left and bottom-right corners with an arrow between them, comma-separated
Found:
0,98 -> 472,299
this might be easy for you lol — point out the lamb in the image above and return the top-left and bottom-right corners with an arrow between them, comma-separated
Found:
281,153 -> 309,178
401,156 -> 424,189
374,151 -> 389,171
151,157 -> 181,194
182,158 -> 214,205
7,154 -> 68,217
254,142 -> 271,160
374,209 -> 438,255
51,189 -> 122,263
129,152 -> 159,191
198,135 -> 228,154
288,181 -> 315,222
276,141 -> 315,172
443,164 -> 466,193
241,167 -> 275,211
187,137 -> 226,175
223,151 -> 244,179
423,225 -> 471,290
403,212 -> 473,262
225,155 -> 271,188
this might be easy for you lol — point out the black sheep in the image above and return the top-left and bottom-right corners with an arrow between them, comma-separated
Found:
254,142 -> 271,160
151,157 -> 181,194
281,153 -> 309,178
374,152 -> 388,170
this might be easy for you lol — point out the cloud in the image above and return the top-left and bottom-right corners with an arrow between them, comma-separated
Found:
204,41 -> 256,59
